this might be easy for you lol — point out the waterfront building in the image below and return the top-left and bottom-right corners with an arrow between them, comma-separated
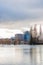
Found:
24,31 -> 31,44
14,34 -> 24,44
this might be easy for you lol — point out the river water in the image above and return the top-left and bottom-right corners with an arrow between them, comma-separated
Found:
0,45 -> 43,65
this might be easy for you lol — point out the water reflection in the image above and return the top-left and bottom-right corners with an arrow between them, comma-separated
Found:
0,45 -> 43,65
14,45 -> 43,65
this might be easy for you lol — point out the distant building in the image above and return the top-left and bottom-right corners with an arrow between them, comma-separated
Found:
14,34 -> 24,44
15,34 -> 24,40
24,31 -> 31,44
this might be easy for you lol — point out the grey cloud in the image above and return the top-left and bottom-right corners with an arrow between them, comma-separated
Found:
0,0 -> 43,21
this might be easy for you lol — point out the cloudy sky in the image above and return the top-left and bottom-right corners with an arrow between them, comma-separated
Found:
0,0 -> 43,20
0,0 -> 43,28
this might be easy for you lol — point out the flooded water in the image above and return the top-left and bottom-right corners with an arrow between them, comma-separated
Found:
0,45 -> 43,65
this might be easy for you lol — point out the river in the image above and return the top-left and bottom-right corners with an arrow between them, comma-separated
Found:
0,45 -> 42,65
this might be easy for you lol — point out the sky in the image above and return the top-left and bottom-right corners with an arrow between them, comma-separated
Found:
0,0 -> 43,21
0,0 -> 43,29
0,29 -> 23,38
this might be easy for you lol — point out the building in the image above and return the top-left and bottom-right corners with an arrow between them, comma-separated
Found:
24,31 -> 31,44
14,34 -> 24,44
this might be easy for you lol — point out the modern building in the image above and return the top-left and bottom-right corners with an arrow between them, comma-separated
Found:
14,34 -> 24,44
24,31 -> 31,44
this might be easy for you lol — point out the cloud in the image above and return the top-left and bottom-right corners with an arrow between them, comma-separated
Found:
0,0 -> 43,21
